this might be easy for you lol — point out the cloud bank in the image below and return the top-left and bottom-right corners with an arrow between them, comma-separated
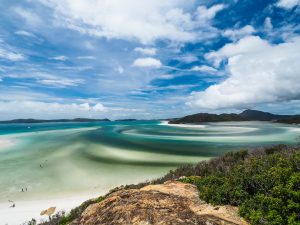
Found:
0,101 -> 106,120
42,0 -> 224,44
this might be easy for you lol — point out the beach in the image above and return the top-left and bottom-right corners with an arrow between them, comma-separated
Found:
0,194 -> 100,225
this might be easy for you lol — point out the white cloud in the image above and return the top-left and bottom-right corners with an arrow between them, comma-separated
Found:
0,40 -> 25,61
15,30 -> 35,37
134,47 -> 157,55
41,0 -> 225,44
49,55 -> 68,61
205,36 -> 268,67
277,0 -> 300,8
0,49 -> 25,61
3,71 -> 83,88
196,4 -> 225,21
188,36 -> 300,109
132,57 -> 162,68
191,65 -> 217,73
0,101 -> 106,119
38,78 -> 84,88
223,25 -> 255,41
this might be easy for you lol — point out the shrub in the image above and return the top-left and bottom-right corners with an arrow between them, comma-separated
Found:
182,145 -> 300,225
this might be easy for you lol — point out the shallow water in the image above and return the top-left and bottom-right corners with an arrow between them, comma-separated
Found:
0,120 -> 299,202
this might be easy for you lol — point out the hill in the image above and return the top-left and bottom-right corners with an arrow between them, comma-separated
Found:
169,109 -> 299,124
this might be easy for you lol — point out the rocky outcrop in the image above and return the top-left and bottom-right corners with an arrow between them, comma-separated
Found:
71,181 -> 248,225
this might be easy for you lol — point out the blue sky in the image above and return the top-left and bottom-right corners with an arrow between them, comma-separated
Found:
0,0 -> 300,119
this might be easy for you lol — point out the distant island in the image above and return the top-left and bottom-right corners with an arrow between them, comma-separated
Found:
114,119 -> 137,122
169,109 -> 300,124
0,118 -> 110,124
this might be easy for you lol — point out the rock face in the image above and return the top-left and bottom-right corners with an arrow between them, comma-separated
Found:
71,181 -> 248,225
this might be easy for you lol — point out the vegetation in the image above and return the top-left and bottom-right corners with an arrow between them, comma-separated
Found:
180,145 -> 300,225
277,116 -> 300,124
169,109 -> 299,124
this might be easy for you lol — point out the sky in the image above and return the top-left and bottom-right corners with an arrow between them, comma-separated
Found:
0,0 -> 300,120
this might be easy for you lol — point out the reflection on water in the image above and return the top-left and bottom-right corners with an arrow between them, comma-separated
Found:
0,120 -> 299,202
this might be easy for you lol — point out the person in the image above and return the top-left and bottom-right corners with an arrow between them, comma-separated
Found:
40,164 -> 43,168
10,203 -> 15,208
22,188 -> 24,192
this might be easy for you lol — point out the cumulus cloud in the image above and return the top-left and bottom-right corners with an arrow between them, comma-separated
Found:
41,0 -> 224,44
134,47 -> 157,55
132,57 -> 162,68
205,36 -> 268,67
0,101 -> 106,120
277,0 -> 300,9
188,36 -> 300,109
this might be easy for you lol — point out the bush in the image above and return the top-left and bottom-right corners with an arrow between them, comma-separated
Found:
182,145 -> 300,225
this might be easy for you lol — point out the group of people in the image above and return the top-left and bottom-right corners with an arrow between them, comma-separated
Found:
21,187 -> 28,192
9,162 -> 46,208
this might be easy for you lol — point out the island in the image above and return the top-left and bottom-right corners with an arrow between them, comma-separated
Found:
169,109 -> 300,124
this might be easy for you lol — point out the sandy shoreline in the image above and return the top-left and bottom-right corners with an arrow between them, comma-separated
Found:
0,137 -> 16,150
159,120 -> 206,128
0,193 -> 102,225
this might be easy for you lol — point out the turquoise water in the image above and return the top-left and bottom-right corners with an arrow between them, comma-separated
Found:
0,120 -> 300,202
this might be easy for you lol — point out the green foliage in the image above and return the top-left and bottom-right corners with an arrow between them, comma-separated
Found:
182,146 -> 300,225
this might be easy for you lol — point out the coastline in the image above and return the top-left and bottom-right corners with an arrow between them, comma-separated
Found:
159,120 -> 206,128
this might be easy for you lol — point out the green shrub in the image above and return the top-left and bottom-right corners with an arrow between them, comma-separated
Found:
182,146 -> 300,225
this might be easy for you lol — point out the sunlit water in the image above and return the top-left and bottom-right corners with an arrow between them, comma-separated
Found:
0,120 -> 299,203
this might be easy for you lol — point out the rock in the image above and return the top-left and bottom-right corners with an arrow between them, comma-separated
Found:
71,181 -> 249,225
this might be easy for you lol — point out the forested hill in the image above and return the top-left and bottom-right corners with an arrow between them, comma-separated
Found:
169,109 -> 300,124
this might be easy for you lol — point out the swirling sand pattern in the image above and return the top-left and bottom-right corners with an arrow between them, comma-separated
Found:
0,120 -> 299,202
